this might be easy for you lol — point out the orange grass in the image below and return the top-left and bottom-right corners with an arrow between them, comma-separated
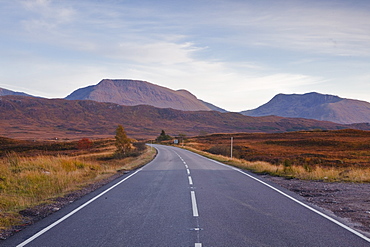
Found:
0,146 -> 156,230
183,130 -> 370,183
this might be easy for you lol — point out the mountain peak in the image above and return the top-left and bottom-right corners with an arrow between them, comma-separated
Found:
66,79 -> 213,111
273,92 -> 342,102
241,92 -> 370,124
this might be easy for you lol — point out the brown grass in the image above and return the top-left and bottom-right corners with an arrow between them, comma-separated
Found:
0,140 -> 156,231
183,146 -> 370,182
184,129 -> 370,183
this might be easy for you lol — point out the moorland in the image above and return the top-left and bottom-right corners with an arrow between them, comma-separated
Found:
0,137 -> 156,239
183,129 -> 370,234
1,95 -> 370,141
2,128 -> 370,238
187,129 -> 370,181
2,80 -> 370,239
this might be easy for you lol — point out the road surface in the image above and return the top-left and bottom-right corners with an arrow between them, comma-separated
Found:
3,144 -> 370,246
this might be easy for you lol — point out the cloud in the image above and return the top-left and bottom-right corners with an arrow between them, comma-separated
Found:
2,0 -> 369,112
20,0 -> 76,32
107,42 -> 202,65
199,0 -> 370,57
110,57 -> 323,111
246,73 -> 323,91
13,0 -> 370,59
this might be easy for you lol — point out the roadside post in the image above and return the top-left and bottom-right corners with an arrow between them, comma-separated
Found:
231,136 -> 233,159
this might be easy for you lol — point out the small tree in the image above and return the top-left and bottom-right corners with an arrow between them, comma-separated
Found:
115,125 -> 131,155
156,130 -> 172,142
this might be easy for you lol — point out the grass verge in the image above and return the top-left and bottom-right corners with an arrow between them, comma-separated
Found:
182,146 -> 370,183
0,145 -> 156,233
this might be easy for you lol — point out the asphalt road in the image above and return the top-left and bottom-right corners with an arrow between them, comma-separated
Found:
3,145 -> 370,247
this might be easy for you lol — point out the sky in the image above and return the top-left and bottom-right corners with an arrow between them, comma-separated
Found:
1,0 -> 370,112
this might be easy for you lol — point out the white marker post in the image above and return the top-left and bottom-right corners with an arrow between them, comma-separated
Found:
230,136 -> 233,159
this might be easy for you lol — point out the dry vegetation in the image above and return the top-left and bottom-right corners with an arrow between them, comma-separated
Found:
0,137 -> 156,234
185,129 -> 370,182
2,95 -> 370,141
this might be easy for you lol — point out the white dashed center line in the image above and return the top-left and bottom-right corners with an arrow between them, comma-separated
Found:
174,151 -> 202,246
188,176 -> 193,185
191,191 -> 199,217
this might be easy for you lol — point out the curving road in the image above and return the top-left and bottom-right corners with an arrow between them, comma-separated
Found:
3,145 -> 370,246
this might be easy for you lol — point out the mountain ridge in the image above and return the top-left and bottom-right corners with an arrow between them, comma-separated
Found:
2,82 -> 370,124
2,95 -> 368,140
65,79 -> 215,112
0,87 -> 35,97
241,92 -> 370,124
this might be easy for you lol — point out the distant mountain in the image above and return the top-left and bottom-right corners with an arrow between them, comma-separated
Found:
0,87 -> 34,97
65,79 -> 221,112
241,92 -> 370,124
1,95 -> 369,140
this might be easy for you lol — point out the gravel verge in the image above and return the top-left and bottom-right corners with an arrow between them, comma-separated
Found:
264,175 -> 370,237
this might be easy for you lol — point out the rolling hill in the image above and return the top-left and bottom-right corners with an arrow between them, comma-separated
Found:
1,95 -> 369,140
241,92 -> 370,124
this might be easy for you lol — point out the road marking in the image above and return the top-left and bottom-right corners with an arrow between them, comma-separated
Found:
206,155 -> 370,243
16,169 -> 143,247
191,191 -> 199,217
175,150 -> 202,246
188,176 -> 193,185
233,169 -> 370,243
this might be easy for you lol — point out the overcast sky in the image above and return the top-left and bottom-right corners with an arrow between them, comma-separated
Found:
1,0 -> 370,111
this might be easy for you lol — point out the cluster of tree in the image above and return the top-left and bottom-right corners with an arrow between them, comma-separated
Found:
114,126 -> 183,158
76,127 -> 180,159
156,130 -> 172,142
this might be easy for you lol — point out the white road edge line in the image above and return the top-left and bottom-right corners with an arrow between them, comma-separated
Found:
188,176 -> 193,185
208,157 -> 370,243
235,169 -> 370,243
16,169 -> 143,247
191,191 -> 199,217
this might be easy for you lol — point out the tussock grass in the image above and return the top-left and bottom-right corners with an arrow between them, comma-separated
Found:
184,130 -> 370,183
0,146 -> 156,231
183,146 -> 370,183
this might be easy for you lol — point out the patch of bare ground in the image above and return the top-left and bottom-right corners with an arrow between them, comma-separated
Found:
264,175 -> 370,236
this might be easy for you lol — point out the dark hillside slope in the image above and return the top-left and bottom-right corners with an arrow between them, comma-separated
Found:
1,96 -> 368,140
